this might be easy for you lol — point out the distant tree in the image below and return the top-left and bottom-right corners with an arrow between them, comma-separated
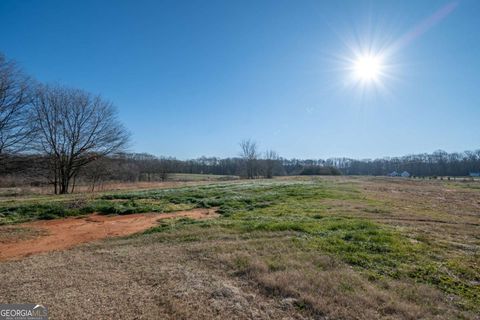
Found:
156,157 -> 172,181
82,157 -> 113,192
264,150 -> 280,178
31,85 -> 130,194
0,53 -> 33,155
299,165 -> 341,176
239,139 -> 259,179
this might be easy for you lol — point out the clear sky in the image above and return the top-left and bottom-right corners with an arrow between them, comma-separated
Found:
1,0 -> 479,159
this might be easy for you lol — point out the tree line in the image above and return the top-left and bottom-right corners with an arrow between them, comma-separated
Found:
325,150 -> 480,177
1,141 -> 341,191
5,147 -> 479,192
2,53 -> 335,193
2,52 -> 478,193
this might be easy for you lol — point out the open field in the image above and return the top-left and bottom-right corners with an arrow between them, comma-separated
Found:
0,173 -> 240,198
0,176 -> 479,319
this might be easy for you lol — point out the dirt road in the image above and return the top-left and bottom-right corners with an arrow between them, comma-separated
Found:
0,208 -> 217,261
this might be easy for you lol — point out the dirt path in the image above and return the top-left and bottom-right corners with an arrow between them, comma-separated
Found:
0,208 -> 218,261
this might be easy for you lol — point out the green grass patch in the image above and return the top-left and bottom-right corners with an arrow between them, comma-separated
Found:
0,202 -> 88,224
1,178 -> 478,312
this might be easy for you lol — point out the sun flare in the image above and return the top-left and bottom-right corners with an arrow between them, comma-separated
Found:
353,55 -> 383,82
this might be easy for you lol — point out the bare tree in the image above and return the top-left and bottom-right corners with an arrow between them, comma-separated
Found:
240,139 -> 259,179
156,157 -> 172,181
31,85 -> 130,194
0,53 -> 33,155
264,150 -> 279,178
83,157 -> 113,192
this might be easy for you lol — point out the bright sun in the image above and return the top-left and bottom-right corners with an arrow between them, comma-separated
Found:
353,55 -> 383,82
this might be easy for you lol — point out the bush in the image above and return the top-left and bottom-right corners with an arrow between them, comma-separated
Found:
38,206 -> 67,220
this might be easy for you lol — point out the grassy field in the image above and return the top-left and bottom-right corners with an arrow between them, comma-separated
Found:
0,173 -> 239,198
168,173 -> 240,181
0,177 -> 479,319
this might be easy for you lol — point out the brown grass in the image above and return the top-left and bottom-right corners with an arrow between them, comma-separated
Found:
0,177 -> 478,319
0,237 -> 306,320
192,231 -> 467,320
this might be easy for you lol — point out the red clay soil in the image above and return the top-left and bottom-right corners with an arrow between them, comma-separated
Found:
0,208 -> 218,261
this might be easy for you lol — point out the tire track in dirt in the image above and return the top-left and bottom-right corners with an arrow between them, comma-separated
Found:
0,208 -> 218,261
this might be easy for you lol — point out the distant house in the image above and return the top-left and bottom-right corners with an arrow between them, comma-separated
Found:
388,171 -> 399,177
470,172 -> 480,177
401,171 -> 411,178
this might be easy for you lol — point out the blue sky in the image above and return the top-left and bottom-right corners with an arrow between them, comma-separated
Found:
1,0 -> 479,159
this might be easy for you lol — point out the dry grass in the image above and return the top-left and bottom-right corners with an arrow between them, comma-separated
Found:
0,225 -> 46,243
0,176 -> 479,319
0,237 -> 306,320
210,237 -> 466,319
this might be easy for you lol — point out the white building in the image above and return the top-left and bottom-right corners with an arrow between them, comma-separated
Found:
401,171 -> 411,178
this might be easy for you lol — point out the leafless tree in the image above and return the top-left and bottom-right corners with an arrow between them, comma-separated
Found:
240,139 -> 259,179
264,150 -> 280,178
83,157 -> 113,192
31,85 -> 130,194
0,53 -> 33,155
156,157 -> 171,181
